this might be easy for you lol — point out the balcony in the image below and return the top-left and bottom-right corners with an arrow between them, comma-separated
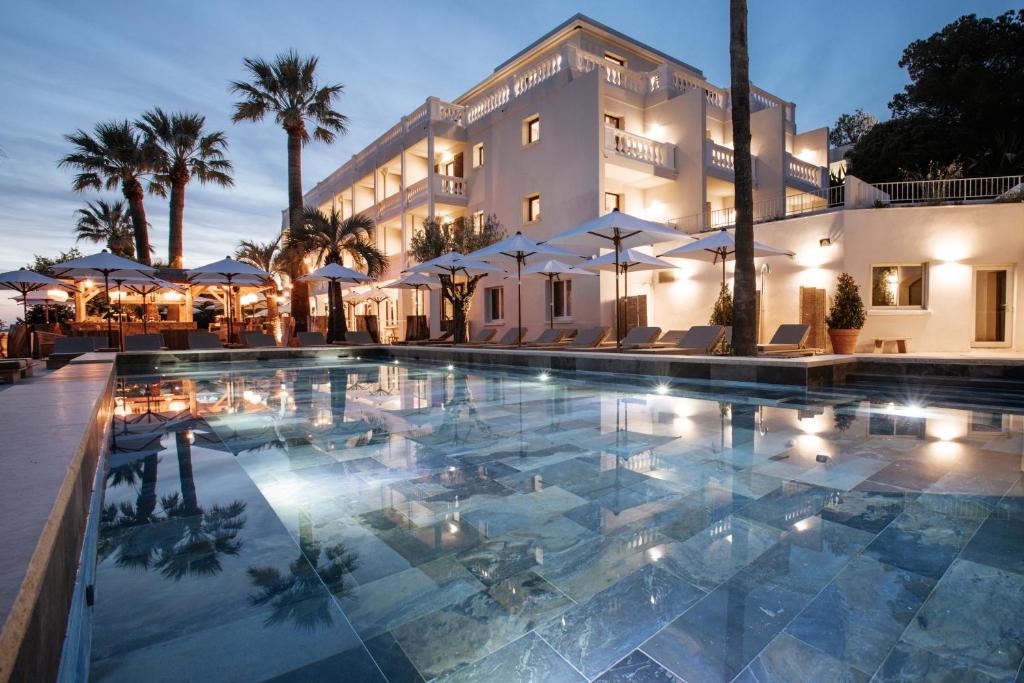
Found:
434,174 -> 467,203
785,153 -> 827,190
704,140 -> 757,186
604,125 -> 676,176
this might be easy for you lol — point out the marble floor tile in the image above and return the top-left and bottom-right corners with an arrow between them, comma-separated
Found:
538,564 -> 705,678
874,640 -> 1004,683
433,632 -> 586,683
820,489 -> 916,534
961,516 -> 1024,575
746,633 -> 871,683
593,650 -> 682,682
784,555 -> 935,673
901,559 -> 1024,680
363,632 -> 426,683
864,506 -> 985,579
737,482 -> 835,531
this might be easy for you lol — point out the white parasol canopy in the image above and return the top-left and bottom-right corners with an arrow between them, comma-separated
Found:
520,259 -> 596,329
659,228 -> 793,284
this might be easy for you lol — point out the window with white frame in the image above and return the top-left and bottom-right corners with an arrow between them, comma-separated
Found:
485,286 -> 504,323
472,143 -> 484,168
546,279 -> 572,320
524,115 -> 540,145
604,192 -> 622,212
472,211 -> 485,232
604,113 -> 623,129
524,194 -> 540,223
871,264 -> 927,308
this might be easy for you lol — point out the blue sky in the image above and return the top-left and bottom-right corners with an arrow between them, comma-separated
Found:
0,0 -> 1017,321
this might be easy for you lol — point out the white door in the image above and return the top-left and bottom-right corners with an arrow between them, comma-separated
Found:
972,266 -> 1014,348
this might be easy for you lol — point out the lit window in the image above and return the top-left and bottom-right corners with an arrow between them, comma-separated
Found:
485,286 -> 504,322
524,194 -> 540,222
604,52 -> 626,67
472,143 -> 484,168
870,264 -> 926,308
472,211 -> 484,232
604,114 -> 623,129
547,279 -> 572,319
604,192 -> 622,212
524,115 -> 540,145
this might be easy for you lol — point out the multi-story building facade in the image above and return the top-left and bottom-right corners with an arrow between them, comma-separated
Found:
298,14 -> 829,341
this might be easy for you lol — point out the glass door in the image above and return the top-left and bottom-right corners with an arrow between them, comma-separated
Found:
973,266 -> 1013,347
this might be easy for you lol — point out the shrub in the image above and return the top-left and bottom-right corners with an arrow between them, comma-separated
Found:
709,282 -> 733,326
826,272 -> 866,329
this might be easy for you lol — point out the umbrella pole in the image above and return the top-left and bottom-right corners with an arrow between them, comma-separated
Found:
548,274 -> 555,329
142,292 -> 148,335
516,256 -> 523,347
623,265 -> 629,334
226,275 -> 233,345
116,281 -> 124,351
103,272 -> 113,349
614,232 -> 622,348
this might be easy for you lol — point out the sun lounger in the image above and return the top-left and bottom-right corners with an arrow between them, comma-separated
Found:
586,326 -> 662,351
463,327 -> 525,347
758,324 -> 812,355
652,329 -> 688,347
634,325 -> 726,355
540,327 -> 611,350
187,332 -> 224,350
241,331 -> 278,348
0,359 -> 33,384
332,330 -> 375,346
491,328 -> 562,348
436,328 -> 497,347
123,334 -> 165,352
47,336 -> 103,369
296,331 -> 328,347
402,331 -> 453,346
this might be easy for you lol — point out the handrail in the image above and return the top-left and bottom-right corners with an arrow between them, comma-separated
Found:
604,125 -> 675,171
669,184 -> 844,233
871,175 -> 1023,205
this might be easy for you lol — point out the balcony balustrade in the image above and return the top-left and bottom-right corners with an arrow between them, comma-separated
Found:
434,174 -> 467,199
705,140 -> 757,185
785,153 -> 826,188
604,125 -> 675,173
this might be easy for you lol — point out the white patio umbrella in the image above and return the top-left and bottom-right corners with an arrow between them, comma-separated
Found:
547,210 -> 683,345
385,272 -> 440,341
14,289 -> 71,324
405,252 -> 505,343
580,249 -> 677,335
1,269 -> 70,324
187,257 -> 270,344
467,231 -> 580,346
299,263 -> 374,342
520,259 -> 597,329
52,250 -> 156,349
116,278 -> 185,335
659,228 -> 793,286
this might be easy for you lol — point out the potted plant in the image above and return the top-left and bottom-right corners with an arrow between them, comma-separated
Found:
826,272 -> 866,354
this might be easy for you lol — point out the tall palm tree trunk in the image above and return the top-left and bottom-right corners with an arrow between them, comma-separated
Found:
123,178 -> 152,265
730,0 -> 757,355
168,178 -> 186,268
286,129 -> 310,333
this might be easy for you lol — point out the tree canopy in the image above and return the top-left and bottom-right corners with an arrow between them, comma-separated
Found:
828,108 -> 876,148
847,10 -> 1024,181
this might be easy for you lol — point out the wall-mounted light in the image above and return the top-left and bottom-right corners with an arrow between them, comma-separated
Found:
819,238 -> 832,247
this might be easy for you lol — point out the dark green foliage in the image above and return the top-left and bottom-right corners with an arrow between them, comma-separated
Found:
709,282 -> 733,326
827,272 -> 866,329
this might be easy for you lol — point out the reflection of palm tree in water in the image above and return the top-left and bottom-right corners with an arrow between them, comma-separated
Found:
247,510 -> 359,630
100,429 -> 247,579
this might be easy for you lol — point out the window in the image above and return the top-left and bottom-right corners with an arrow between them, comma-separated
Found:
546,279 -> 572,320
604,114 -> 623,129
871,264 -> 926,308
524,194 -> 540,223
472,143 -> 484,168
472,211 -> 485,232
604,192 -> 622,212
440,158 -> 455,176
485,286 -> 504,323
524,115 -> 540,145
604,52 -> 626,67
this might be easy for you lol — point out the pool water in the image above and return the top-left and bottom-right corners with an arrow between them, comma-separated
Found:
89,359 -> 1024,682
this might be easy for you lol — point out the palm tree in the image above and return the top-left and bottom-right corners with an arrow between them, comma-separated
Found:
230,50 -> 349,333
73,199 -> 137,259
729,0 -> 757,355
235,238 -> 286,323
137,109 -> 234,268
59,120 -> 156,264
288,208 -> 386,342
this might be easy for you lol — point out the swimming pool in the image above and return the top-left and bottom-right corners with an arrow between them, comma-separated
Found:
89,358 -> 1024,682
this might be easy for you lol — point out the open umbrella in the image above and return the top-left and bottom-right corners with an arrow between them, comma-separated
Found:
0,269 -> 70,329
52,250 -> 156,349
117,278 -> 185,335
187,257 -> 270,345
580,249 -> 677,334
405,253 -> 505,343
659,228 -> 793,286
14,289 -> 71,324
299,263 -> 374,342
520,259 -> 596,329
467,232 -> 579,346
385,273 -> 440,341
547,210 -> 683,346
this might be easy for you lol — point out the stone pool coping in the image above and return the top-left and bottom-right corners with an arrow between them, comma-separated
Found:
0,353 -> 115,683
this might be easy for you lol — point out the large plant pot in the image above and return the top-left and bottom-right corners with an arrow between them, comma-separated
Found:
828,328 -> 861,354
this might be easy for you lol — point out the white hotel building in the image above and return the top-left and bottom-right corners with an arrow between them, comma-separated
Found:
298,14 -> 1024,353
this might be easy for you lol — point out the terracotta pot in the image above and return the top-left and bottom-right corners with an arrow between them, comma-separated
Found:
828,328 -> 861,354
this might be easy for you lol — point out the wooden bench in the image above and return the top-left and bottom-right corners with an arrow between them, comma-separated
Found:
873,337 -> 910,354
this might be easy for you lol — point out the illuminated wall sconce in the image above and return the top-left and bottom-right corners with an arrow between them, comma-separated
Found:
819,238 -> 832,247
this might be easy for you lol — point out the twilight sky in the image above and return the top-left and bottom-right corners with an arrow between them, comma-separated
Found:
0,0 -> 1016,321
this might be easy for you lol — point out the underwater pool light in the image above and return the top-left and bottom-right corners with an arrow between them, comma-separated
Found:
655,383 -> 670,395
538,372 -> 550,382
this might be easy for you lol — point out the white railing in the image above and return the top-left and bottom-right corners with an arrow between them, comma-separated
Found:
466,85 -> 511,124
705,141 -> 758,185
786,153 -> 825,187
870,175 -> 1023,205
430,98 -> 466,126
513,53 -> 563,97
378,192 -> 402,215
669,184 -> 844,233
405,178 -> 428,205
604,125 -> 675,171
434,174 -> 466,197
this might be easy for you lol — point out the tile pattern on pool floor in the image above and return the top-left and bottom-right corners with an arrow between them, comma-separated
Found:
89,360 -> 1024,682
